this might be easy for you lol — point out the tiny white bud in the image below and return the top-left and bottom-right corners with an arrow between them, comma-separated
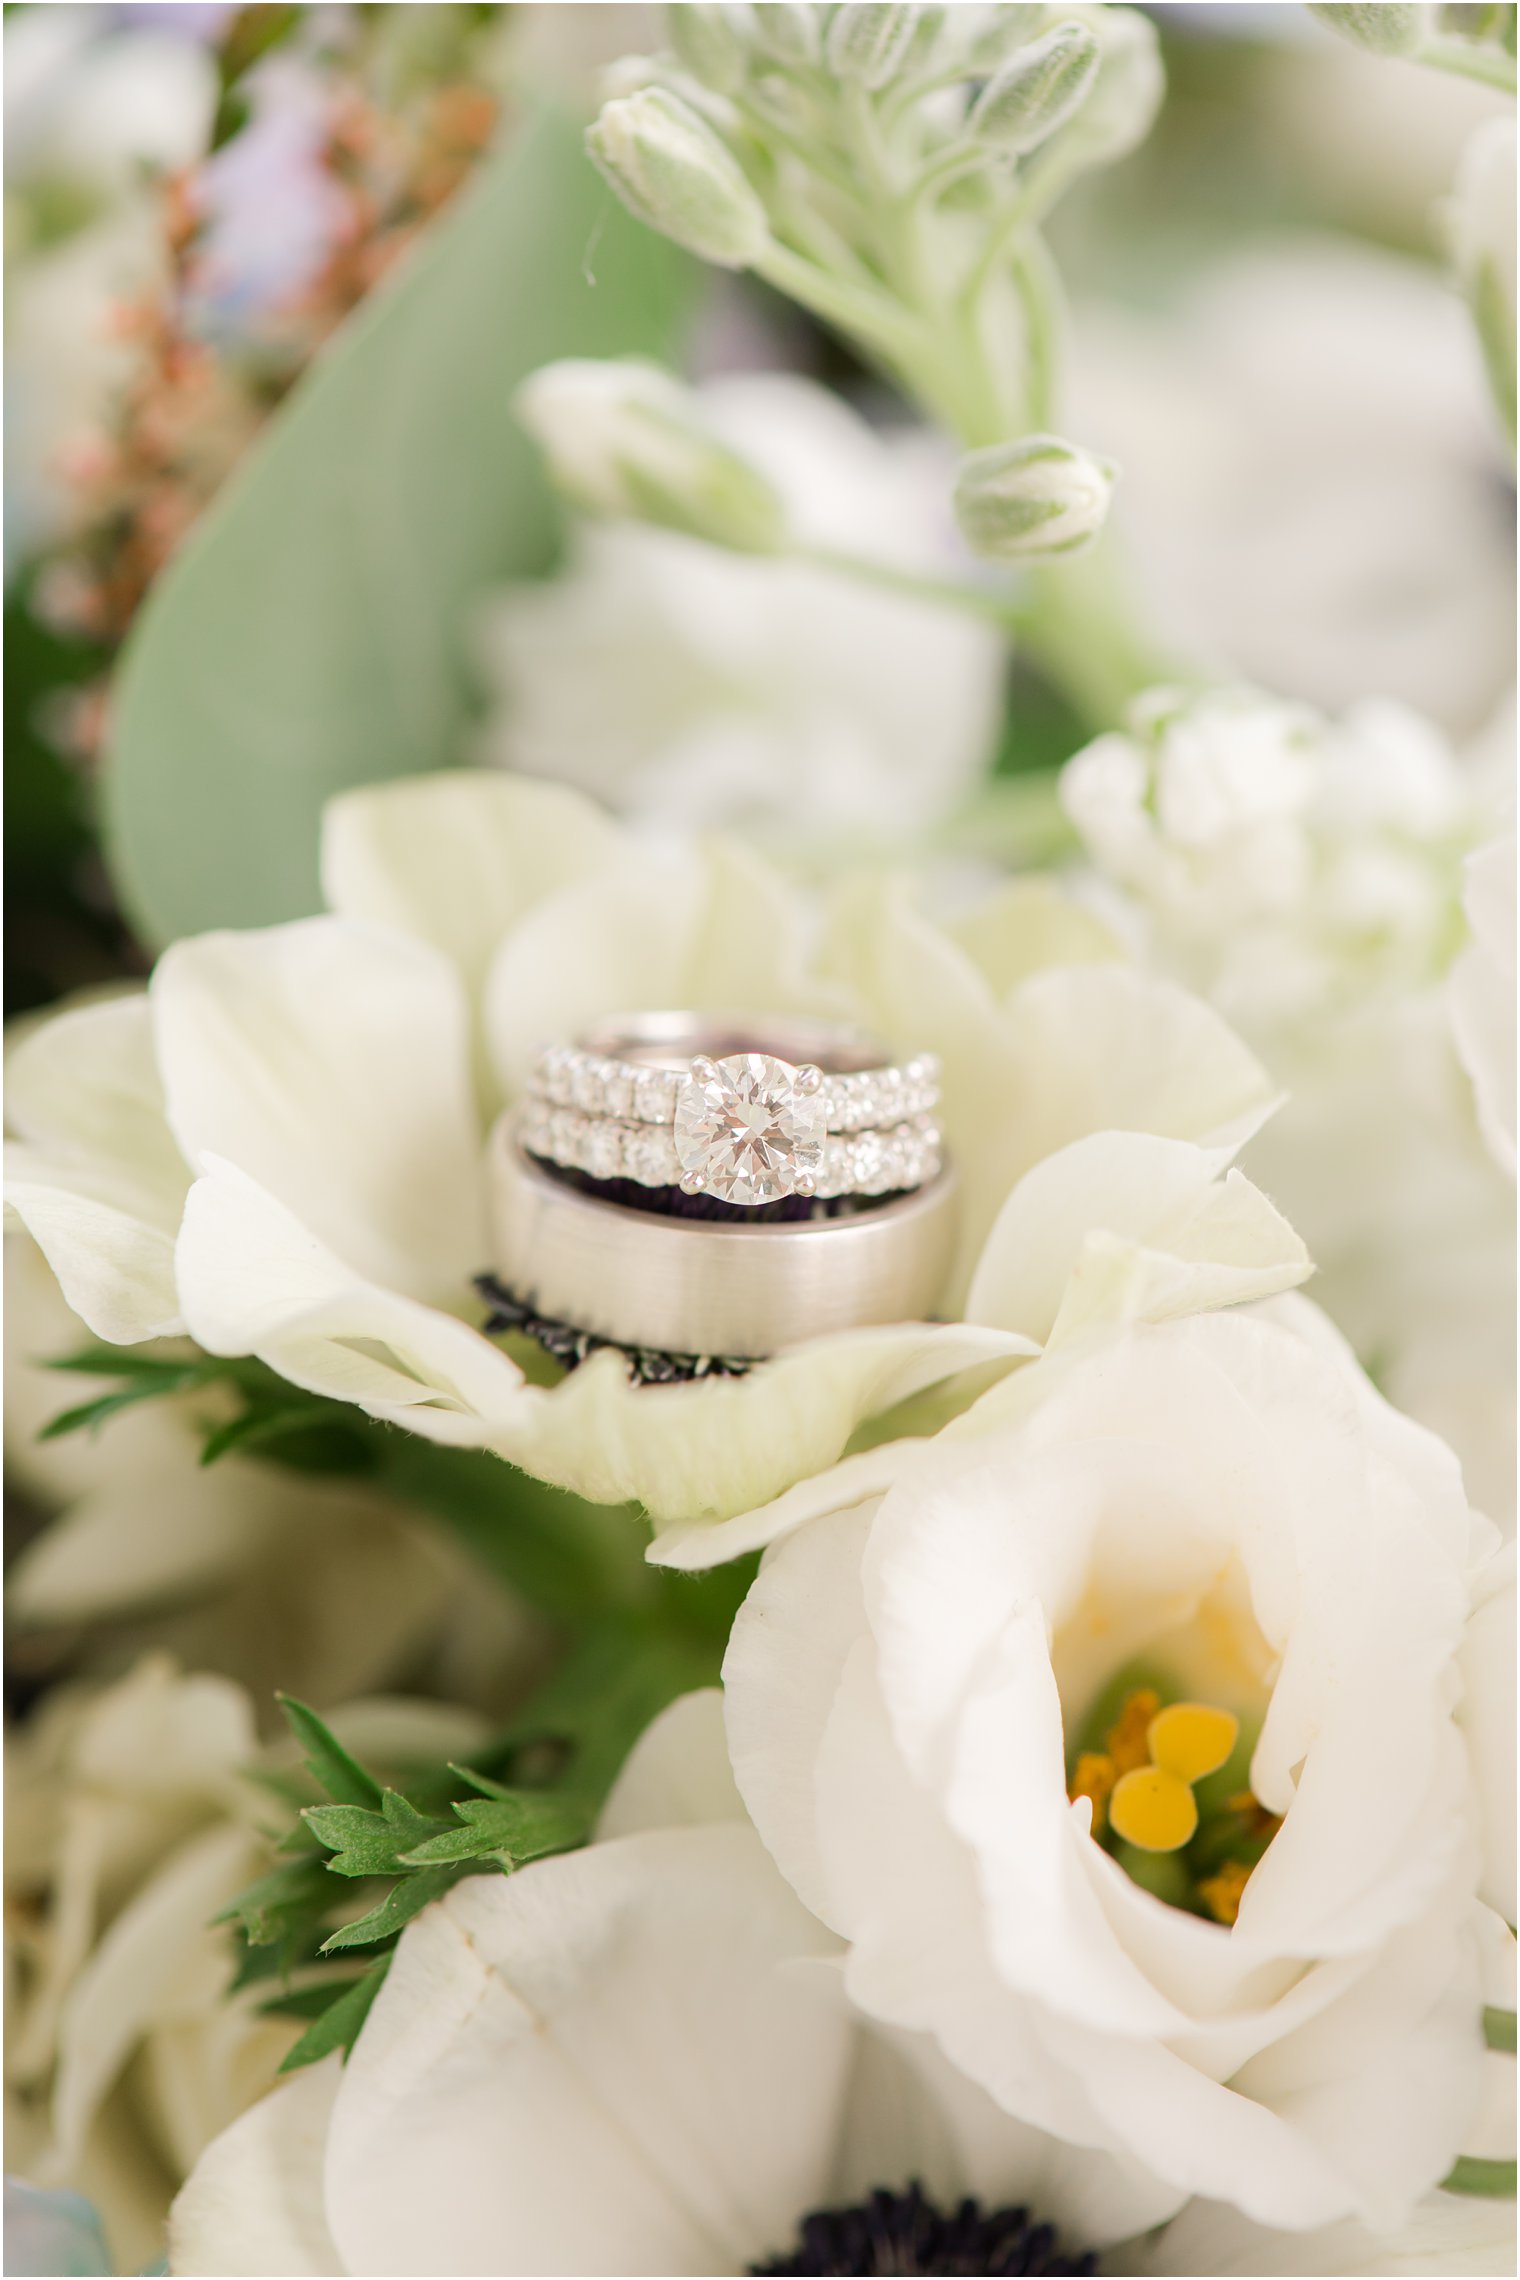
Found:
953,433 -> 1116,562
749,2 -> 822,66
968,20 -> 1101,158
514,359 -> 787,552
587,87 -> 770,268
670,4 -> 750,93
826,4 -> 922,88
1305,3 -> 1431,57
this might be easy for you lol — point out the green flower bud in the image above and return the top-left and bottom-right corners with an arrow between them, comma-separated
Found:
514,359 -> 787,552
749,3 -> 822,65
1305,3 -> 1431,56
968,20 -> 1101,158
1053,6 -> 1162,172
826,4 -> 922,88
953,433 -> 1116,561
670,4 -> 750,93
587,88 -> 770,268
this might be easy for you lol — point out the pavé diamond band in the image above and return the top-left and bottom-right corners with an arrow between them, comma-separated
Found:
525,1015 -> 942,1209
489,1129 -> 960,1358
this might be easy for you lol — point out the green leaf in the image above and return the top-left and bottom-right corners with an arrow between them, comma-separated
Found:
276,1958 -> 392,2073
277,1695 -> 385,1811
304,1788 -> 450,1876
319,1866 -> 470,1953
104,104 -> 695,947
215,1857 -> 334,1948
1485,2005 -> 1518,2055
1442,2155 -> 1518,2198
398,1789 -> 591,1868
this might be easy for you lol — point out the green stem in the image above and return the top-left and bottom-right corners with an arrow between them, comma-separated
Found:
1005,231 -> 1062,432
1417,33 -> 1517,91
797,543 -> 1034,631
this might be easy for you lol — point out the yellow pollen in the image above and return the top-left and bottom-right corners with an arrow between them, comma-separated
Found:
1105,1687 -> 1162,1776
1069,1752 -> 1117,1831
1199,1859 -> 1253,1926
1147,1702 -> 1239,1786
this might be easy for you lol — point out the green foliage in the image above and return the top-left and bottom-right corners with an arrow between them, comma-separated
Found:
273,1960 -> 392,2074
104,105 -> 696,947
277,1694 -> 385,1811
1484,2005 -> 1518,2054
1442,2155 -> 1518,2198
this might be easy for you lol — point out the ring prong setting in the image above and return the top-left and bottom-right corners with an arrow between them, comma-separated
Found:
794,1063 -> 824,1096
679,1169 -> 707,1196
689,1055 -> 721,1087
792,1171 -> 818,1199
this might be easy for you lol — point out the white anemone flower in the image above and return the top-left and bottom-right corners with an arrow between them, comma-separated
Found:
720,1297 -> 1516,2234
5,771 -> 1303,1532
475,373 -> 1008,841
167,1690 -> 1183,2276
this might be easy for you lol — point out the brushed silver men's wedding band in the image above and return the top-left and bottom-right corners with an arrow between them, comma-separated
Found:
487,1124 -> 959,1360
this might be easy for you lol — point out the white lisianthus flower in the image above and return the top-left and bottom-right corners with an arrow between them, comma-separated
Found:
5,1653 -> 488,2278
476,374 -> 1008,839
6,771 -> 1303,1531
722,1300 -> 1516,2233
1062,687 -> 1516,1527
1449,830 -> 1516,1178
168,1691 -> 1181,2276
3,1234 -> 524,1713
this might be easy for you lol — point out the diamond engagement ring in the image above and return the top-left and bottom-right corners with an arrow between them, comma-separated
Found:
523,1015 -> 942,1208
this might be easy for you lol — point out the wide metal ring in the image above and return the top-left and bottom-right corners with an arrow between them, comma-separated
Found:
488,1121 -> 960,1360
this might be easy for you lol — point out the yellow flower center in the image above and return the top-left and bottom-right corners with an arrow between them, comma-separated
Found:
1068,1686 -> 1283,1922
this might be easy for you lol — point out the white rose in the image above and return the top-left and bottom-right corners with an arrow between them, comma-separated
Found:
7,771 -> 1300,1533
723,1300 -> 1515,2231
476,374 -> 1008,840
168,1691 -> 1181,2275
5,1655 -> 491,2276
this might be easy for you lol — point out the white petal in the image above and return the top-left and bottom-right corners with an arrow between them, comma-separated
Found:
1118,2189 -> 1517,2275
965,1131 -> 1310,1344
1459,1538 -> 1517,1924
320,770 -> 621,1003
596,1689 -> 744,1839
168,2059 -> 342,2277
152,919 -> 484,1302
323,1826 -> 852,2276
7,1451 -> 267,1622
5,995 -> 190,1342
175,1159 -> 528,1443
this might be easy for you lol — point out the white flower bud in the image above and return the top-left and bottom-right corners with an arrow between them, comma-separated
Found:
669,4 -> 750,93
963,7 -> 1051,73
514,359 -> 787,552
587,88 -> 770,269
749,3 -> 822,66
1448,115 -> 1517,441
953,432 -> 1115,560
1305,3 -> 1431,57
826,4 -> 922,88
967,20 -> 1101,159
1050,6 -> 1162,171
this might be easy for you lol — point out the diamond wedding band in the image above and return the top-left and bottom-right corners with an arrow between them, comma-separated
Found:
525,1014 -> 942,1209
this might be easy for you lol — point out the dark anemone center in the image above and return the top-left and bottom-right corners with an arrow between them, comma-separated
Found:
750,2185 -> 1096,2277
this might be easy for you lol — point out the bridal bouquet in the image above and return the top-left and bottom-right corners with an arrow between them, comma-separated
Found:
4,5 -> 1514,2276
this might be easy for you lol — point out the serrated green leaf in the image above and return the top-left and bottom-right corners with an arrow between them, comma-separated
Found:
200,1401 -> 342,1467
259,1977 -> 371,2022
44,1346 -> 213,1380
398,1788 -> 591,1868
277,1695 -> 384,1811
1442,2154 -> 1518,2197
277,1958 -> 392,2073
319,1865 -> 468,1953
304,1789 -> 449,1876
215,1857 -> 334,1947
104,104 -> 695,946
